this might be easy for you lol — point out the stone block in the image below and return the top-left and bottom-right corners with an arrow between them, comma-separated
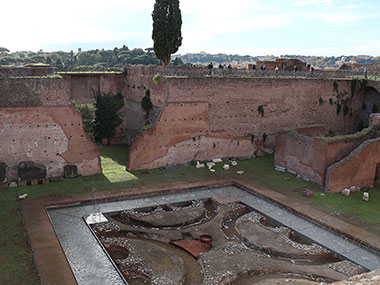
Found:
0,183 -> 8,189
0,162 -> 7,183
18,180 -> 27,187
237,171 -> 244,175
349,186 -> 358,192
363,192 -> 369,202
303,189 -> 313,198
209,168 -> 215,172
231,161 -> 237,166
49,177 -> 64,182
9,182 -> 17,188
212,158 -> 223,163
361,186 -> 370,192
196,163 -> 205,169
64,165 -> 78,178
223,164 -> 230,170
287,169 -> 297,176
18,193 -> 28,200
18,161 -> 47,181
206,162 -> 215,168
341,189 -> 351,196
274,166 -> 286,172
31,179 -> 39,185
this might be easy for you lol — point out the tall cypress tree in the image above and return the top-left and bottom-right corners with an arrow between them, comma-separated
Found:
152,0 -> 182,66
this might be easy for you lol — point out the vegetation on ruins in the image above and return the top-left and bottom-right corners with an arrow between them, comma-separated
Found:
141,89 -> 153,124
332,80 -> 353,117
151,0 -> 182,66
152,73 -> 162,84
76,104 -> 96,137
257,105 -> 265,117
94,92 -> 125,145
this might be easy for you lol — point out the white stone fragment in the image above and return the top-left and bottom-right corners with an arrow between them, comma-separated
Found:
212,158 -> 223,163
363,192 -> 369,202
196,163 -> 205,168
349,186 -> 357,192
287,169 -> 297,175
296,174 -> 301,179
236,171 -> 244,175
223,164 -> 230,170
209,168 -> 215,173
18,193 -> 28,199
85,213 -> 108,224
341,189 -> 351,196
9,182 -> 17,188
274,166 -> 286,172
206,162 -> 215,168
231,161 -> 237,166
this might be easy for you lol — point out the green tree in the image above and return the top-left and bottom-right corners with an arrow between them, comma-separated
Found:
45,57 -> 52,65
76,104 -> 95,137
55,58 -> 64,70
94,92 -> 125,145
141,89 -> 153,124
152,0 -> 182,66
172,57 -> 184,66
0,47 -> 10,56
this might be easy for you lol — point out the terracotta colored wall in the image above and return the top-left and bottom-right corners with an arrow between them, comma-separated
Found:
0,77 -> 71,107
274,130 -> 328,185
164,77 -> 349,137
0,76 -> 101,181
127,102 -> 254,170
326,137 -> 380,192
0,106 -> 101,180
274,126 -> 373,187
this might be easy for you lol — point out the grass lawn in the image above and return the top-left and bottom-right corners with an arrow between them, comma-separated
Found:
0,144 -> 379,284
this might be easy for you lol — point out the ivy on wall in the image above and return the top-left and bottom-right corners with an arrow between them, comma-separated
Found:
331,80 -> 356,117
257,105 -> 265,117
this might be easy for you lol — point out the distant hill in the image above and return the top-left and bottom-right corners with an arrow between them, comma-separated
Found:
0,45 -> 379,71
175,53 -> 380,69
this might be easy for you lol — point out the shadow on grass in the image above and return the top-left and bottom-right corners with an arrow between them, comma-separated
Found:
99,144 -> 129,166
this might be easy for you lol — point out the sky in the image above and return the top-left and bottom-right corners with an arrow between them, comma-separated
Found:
1,0 -> 379,56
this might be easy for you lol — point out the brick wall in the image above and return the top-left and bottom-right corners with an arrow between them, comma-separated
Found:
274,126 -> 374,189
0,106 -> 101,180
0,76 -> 101,181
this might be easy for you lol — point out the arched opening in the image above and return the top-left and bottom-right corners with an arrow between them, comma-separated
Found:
352,86 -> 380,132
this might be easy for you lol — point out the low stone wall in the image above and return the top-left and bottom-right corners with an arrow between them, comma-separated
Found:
325,137 -> 380,192
274,126 -> 373,188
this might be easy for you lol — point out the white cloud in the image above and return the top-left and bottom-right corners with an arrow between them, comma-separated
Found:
179,0 -> 289,53
1,0 -> 153,51
291,0 -> 332,7
311,12 -> 377,24
342,4 -> 359,9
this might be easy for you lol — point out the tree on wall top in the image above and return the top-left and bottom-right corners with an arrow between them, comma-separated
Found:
152,0 -> 182,66
94,92 -> 125,145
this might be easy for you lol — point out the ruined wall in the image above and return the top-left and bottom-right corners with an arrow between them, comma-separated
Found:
127,102 -> 253,170
127,67 -> 353,170
164,77 -> 349,137
274,126 -> 374,188
0,77 -> 101,181
326,137 -> 380,192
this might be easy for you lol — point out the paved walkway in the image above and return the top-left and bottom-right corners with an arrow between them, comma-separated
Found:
21,178 -> 380,285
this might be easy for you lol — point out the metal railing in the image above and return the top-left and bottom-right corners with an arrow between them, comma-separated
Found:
147,66 -> 380,80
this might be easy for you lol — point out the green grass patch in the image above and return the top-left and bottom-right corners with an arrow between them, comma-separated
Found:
1,145 -> 379,284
